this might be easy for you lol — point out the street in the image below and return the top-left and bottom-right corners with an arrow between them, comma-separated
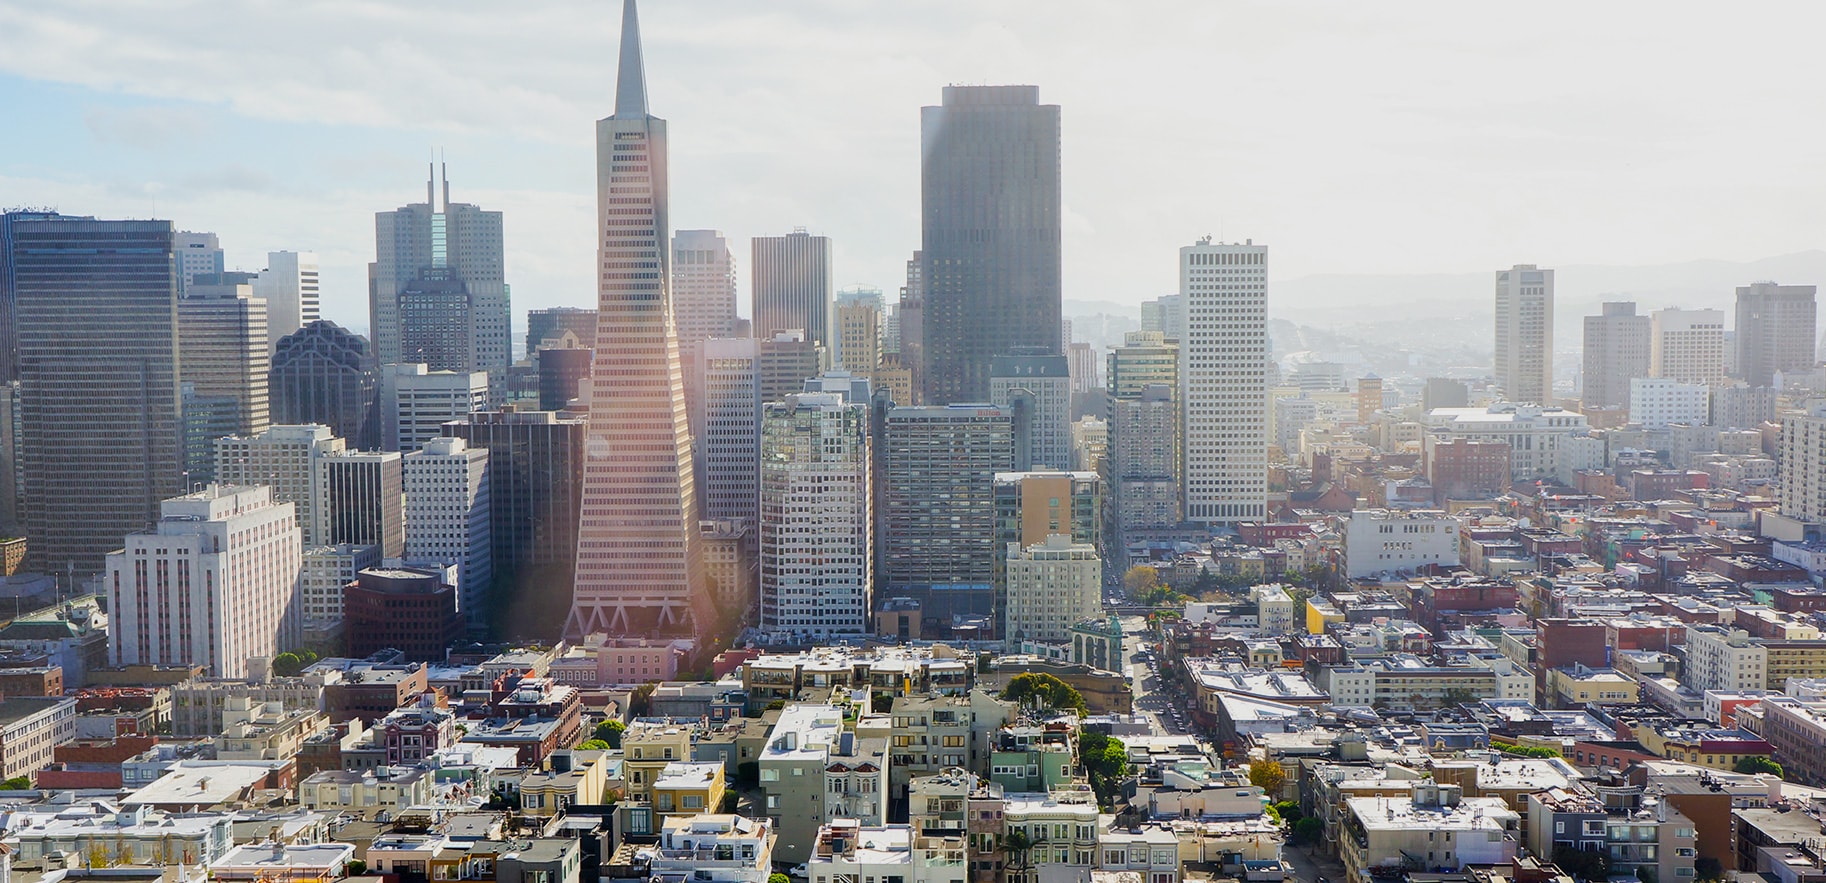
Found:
1118,614 -> 1192,737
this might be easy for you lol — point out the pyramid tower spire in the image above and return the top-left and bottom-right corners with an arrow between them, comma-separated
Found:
614,0 -> 649,118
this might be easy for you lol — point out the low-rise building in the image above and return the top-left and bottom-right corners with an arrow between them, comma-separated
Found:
760,704 -> 890,863
653,760 -> 727,819
212,842 -> 356,883
640,814 -> 776,883
296,766 -> 433,816
806,820 -> 966,883
519,749 -> 610,817
1340,784 -> 1520,883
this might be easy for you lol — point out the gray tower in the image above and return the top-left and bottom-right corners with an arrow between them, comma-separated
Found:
369,165 -> 510,392
920,86 -> 1062,404
1581,302 -> 1651,410
271,320 -> 380,450
1735,282 -> 1817,387
751,229 -> 833,349
12,217 -> 184,575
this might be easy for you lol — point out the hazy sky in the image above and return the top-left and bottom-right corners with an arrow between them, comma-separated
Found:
4,1 -> 1825,334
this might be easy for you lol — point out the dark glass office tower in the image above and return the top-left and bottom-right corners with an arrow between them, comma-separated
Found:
920,85 -> 1061,405
11,218 -> 184,575
271,320 -> 380,450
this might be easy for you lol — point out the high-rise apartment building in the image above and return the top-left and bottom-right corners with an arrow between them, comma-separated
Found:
876,405 -> 1013,629
369,165 -> 510,389
381,363 -> 488,453
895,252 -> 924,403
1067,342 -> 1099,396
569,0 -> 707,638
404,437 -> 491,629
1735,282 -> 1818,387
316,450 -> 405,558
1181,239 -> 1268,525
1107,331 -> 1178,400
1628,378 -> 1709,430
1709,382 -> 1778,430
172,231 -> 225,295
443,409 -> 585,581
1003,535 -> 1100,648
1650,307 -> 1727,384
215,424 -> 348,546
12,217 -> 184,575
1494,264 -> 1554,404
752,230 -> 833,348
993,469 -> 1100,636
759,393 -> 871,639
694,337 -> 760,529
1107,385 -> 1180,545
299,543 -> 381,630
1581,302 -> 1651,409
990,352 -> 1072,471
920,86 -> 1061,404
1781,403 -> 1826,524
254,251 -> 321,351
270,320 -> 379,450
834,287 -> 883,374
526,307 -> 597,354
105,485 -> 301,679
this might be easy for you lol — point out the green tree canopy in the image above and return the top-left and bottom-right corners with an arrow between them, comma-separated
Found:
1123,565 -> 1161,595
1735,756 -> 1784,777
769,874 -> 790,883
1000,673 -> 1087,712
1247,759 -> 1286,795
593,719 -> 627,748
578,739 -> 610,751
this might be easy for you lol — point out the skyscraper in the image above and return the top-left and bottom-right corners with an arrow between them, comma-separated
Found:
694,337 -> 760,529
215,424 -> 347,547
989,352 -> 1072,471
568,0 -> 707,638
895,252 -> 924,403
316,450 -> 405,558
1493,264 -> 1554,404
1735,282 -> 1818,387
380,364 -> 488,453
1581,302 -> 1651,409
526,307 -> 597,354
106,485 -> 301,679
1181,239 -> 1268,525
672,230 -> 738,346
443,409 -> 585,581
876,404 -> 1013,630
759,393 -> 871,640
1650,307 -> 1727,384
834,287 -> 883,374
13,217 -> 184,575
270,320 -> 379,451
370,165 -> 510,389
921,86 -> 1061,404
404,437 -> 492,630
758,331 -> 824,406
179,274 -> 270,483
172,231 -> 224,296
254,251 -> 321,351
752,229 -> 834,351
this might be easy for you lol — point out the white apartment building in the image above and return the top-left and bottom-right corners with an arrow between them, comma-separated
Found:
381,363 -> 488,453
215,424 -> 347,546
806,821 -> 964,883
404,437 -> 491,629
646,814 -> 775,883
1650,307 -> 1727,384
1003,789 -> 1102,883
1252,584 -> 1297,637
1180,239 -> 1268,524
1423,403 -> 1593,483
299,544 -> 380,627
1781,402 -> 1826,523
1684,625 -> 1768,694
105,485 -> 303,679
759,393 -> 871,640
1628,378 -> 1709,429
1494,264 -> 1554,404
1004,535 -> 1100,647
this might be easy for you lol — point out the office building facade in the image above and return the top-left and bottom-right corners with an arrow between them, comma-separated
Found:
215,424 -> 348,547
270,320 -> 379,451
105,485 -> 302,679
1581,301 -> 1651,410
381,363 -> 488,453
1650,307 -> 1726,384
694,337 -> 760,529
1180,239 -> 1268,525
254,251 -> 321,351
316,451 -> 405,558
990,352 -> 1072,471
751,230 -> 833,348
1735,282 -> 1817,387
877,405 -> 1013,628
444,409 -> 585,580
404,437 -> 492,630
920,86 -> 1062,404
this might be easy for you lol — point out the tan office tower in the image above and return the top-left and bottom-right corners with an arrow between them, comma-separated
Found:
1493,264 -> 1553,404
567,0 -> 706,638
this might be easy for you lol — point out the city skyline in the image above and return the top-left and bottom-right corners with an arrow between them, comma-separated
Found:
7,3 -> 1826,334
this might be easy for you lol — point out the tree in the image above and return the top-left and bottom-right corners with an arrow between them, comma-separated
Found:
1694,857 -> 1723,881
1247,759 -> 1286,795
1270,800 -> 1302,823
1291,816 -> 1322,845
0,776 -> 30,790
872,693 -> 894,714
578,739 -> 611,751
593,719 -> 627,748
736,762 -> 759,789
1002,830 -> 1032,867
1735,756 -> 1784,777
1000,673 -> 1087,712
629,682 -> 657,717
770,874 -> 791,883
347,860 -> 368,876
272,652 -> 303,677
1123,565 -> 1161,596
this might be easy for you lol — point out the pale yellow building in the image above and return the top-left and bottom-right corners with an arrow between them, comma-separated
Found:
652,760 -> 727,819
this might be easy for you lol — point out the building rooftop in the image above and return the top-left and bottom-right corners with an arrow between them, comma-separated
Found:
122,761 -> 273,807
1346,793 -> 1518,832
